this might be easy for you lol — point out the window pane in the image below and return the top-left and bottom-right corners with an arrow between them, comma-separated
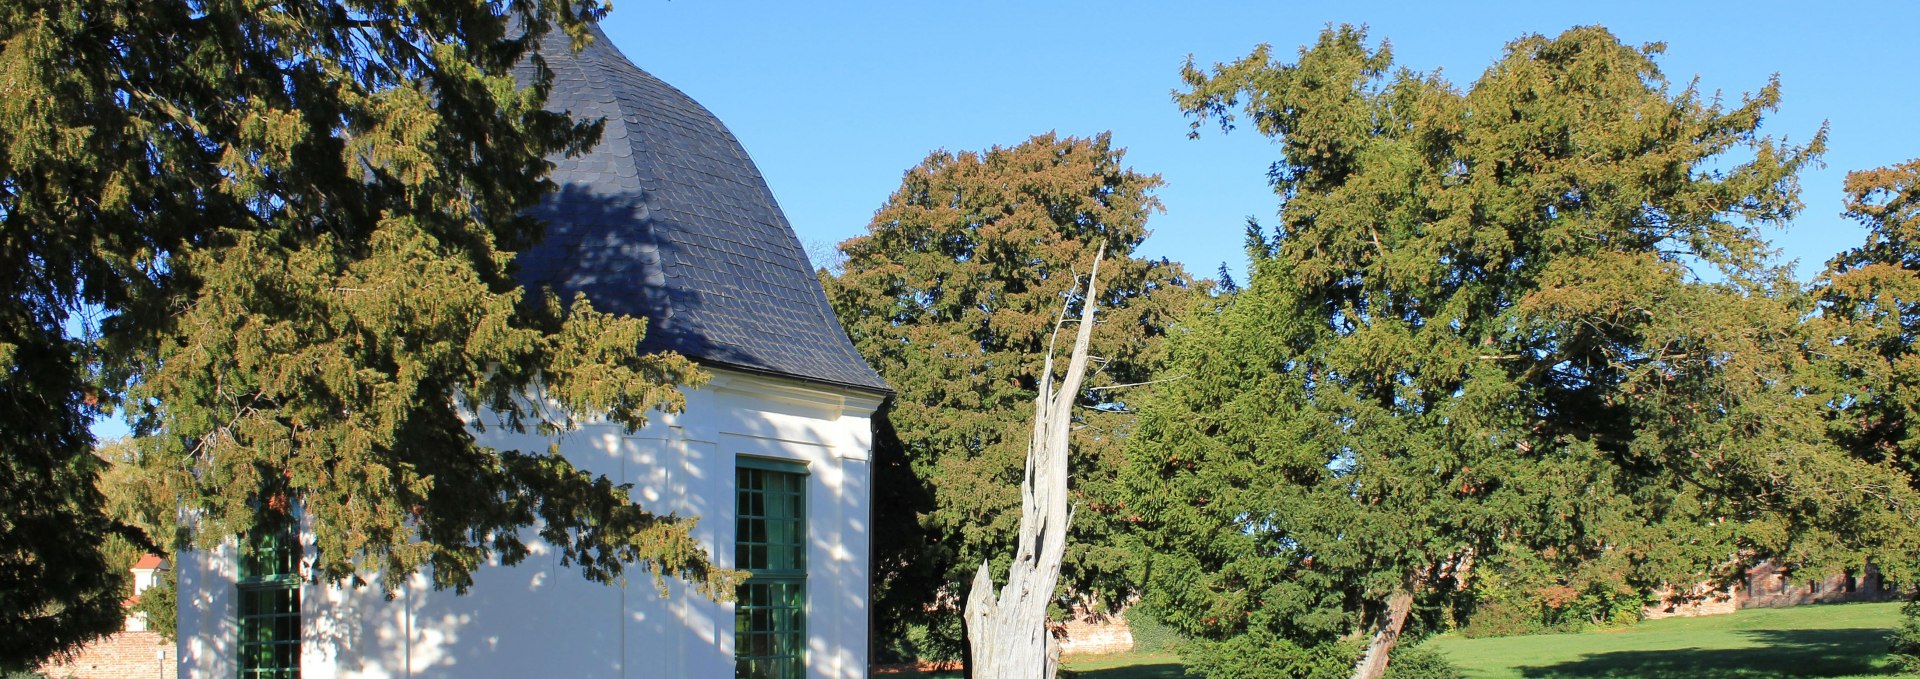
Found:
238,530 -> 301,678
736,463 -> 805,679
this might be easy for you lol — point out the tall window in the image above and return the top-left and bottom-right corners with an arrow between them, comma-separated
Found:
735,458 -> 807,679
238,529 -> 301,678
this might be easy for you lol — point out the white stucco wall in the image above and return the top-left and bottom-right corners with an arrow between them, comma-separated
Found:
176,368 -> 881,678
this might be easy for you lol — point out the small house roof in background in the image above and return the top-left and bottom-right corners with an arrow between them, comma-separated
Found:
131,555 -> 164,571
511,24 -> 890,394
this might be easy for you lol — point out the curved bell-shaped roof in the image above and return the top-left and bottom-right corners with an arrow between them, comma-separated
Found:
513,24 -> 888,394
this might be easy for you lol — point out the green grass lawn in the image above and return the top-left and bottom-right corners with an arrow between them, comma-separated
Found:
890,601 -> 1910,678
1061,652 -> 1186,679
1424,601 -> 1911,678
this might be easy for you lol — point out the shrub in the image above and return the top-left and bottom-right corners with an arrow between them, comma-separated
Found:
1124,604 -> 1188,654
1459,601 -> 1537,639
1381,644 -> 1464,679
1890,598 -> 1920,672
1460,548 -> 1644,638
1182,631 -> 1356,679
876,616 -> 964,665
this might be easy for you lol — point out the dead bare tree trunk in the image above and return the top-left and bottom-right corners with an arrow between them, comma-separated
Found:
1350,588 -> 1415,679
964,248 -> 1105,679
1352,550 -> 1473,679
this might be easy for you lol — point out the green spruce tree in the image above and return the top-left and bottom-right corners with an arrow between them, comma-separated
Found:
0,0 -> 728,665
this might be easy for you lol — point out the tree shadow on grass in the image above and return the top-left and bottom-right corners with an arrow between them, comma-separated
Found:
1066,663 -> 1188,679
1515,628 -> 1898,678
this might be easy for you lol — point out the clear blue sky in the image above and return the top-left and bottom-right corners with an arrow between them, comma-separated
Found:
599,0 -> 1919,282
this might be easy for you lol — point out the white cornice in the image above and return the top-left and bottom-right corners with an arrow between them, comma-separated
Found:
704,367 -> 886,420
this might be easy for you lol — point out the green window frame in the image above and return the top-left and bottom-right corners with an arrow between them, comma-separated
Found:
237,529 -> 301,679
735,457 -> 807,679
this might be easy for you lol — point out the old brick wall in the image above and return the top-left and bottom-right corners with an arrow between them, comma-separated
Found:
1644,561 -> 1901,620
1644,582 -> 1740,619
1056,607 -> 1135,657
1740,561 -> 1899,608
37,631 -> 174,679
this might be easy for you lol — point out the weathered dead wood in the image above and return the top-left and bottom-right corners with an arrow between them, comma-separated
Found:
1352,550 -> 1469,679
1350,588 -> 1415,679
963,248 -> 1104,679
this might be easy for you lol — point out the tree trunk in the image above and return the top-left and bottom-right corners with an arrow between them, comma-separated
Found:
1350,588 -> 1415,679
964,249 -> 1105,679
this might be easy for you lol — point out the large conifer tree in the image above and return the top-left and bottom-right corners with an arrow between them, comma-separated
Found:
0,0 -> 726,664
1816,159 -> 1920,664
1122,26 -> 1920,678
1819,159 -> 1920,479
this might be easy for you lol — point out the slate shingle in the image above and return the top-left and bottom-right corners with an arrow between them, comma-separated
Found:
514,24 -> 889,394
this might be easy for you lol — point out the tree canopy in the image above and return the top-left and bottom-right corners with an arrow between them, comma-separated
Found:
1121,25 -> 1920,677
823,132 -> 1193,656
1818,159 -> 1920,479
1,0 -> 727,664
1818,158 -> 1920,663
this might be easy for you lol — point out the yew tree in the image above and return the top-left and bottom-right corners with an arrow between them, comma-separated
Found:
0,0 -> 725,665
824,133 -> 1192,653
1819,159 -> 1920,479
1816,159 -> 1920,661
1122,26 -> 1920,678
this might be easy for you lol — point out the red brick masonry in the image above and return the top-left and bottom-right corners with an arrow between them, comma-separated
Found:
1645,561 -> 1900,620
37,630 -> 174,679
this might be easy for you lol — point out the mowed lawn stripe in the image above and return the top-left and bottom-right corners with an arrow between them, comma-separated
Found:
1424,601 -> 1908,678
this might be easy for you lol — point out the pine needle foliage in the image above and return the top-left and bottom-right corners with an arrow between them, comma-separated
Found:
0,0 -> 728,664
1122,25 -> 1920,674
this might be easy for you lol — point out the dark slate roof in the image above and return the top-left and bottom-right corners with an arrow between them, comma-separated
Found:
513,24 -> 889,394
